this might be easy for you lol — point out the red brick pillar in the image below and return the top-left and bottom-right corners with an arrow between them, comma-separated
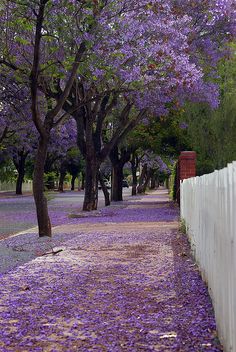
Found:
179,151 -> 196,180
176,151 -> 196,204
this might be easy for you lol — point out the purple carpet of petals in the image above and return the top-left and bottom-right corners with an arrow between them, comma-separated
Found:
0,190 -> 222,351
74,201 -> 178,224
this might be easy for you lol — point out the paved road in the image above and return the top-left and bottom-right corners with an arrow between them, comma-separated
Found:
0,188 -> 131,239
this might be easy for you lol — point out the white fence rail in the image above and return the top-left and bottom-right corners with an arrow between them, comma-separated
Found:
0,180 -> 33,192
181,162 -> 236,352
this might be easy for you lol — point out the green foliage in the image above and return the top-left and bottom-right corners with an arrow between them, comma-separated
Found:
179,47 -> 236,175
130,112 -> 189,160
179,218 -> 187,235
0,158 -> 17,182
169,162 -> 178,200
25,158 -> 35,180
44,172 -> 57,190
66,147 -> 85,177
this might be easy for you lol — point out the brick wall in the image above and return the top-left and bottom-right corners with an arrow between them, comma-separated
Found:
179,151 -> 196,180
176,151 -> 196,204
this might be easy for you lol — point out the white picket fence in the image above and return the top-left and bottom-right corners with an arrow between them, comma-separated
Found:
181,162 -> 236,352
0,180 -> 33,192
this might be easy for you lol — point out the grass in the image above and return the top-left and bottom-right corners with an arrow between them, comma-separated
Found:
179,218 -> 187,235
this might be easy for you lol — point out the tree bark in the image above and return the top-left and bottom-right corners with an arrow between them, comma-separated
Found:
71,175 -> 76,191
58,172 -> 66,192
137,164 -> 147,194
83,156 -> 99,211
140,169 -> 153,193
130,153 -> 138,196
150,175 -> 156,189
82,107 -> 101,211
33,136 -> 52,237
16,168 -> 25,195
111,164 -> 123,201
98,172 -> 110,206
14,151 -> 28,195
110,146 -> 131,202
58,161 -> 67,192
131,185 -> 136,196
81,172 -> 85,190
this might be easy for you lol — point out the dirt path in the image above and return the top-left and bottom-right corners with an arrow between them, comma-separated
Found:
0,190 -> 222,351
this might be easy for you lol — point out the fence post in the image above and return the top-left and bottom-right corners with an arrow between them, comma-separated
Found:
176,151 -> 196,205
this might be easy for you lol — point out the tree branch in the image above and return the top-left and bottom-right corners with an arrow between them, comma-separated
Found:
47,41 -> 86,120
30,0 -> 49,137
100,109 -> 146,160
0,59 -> 18,71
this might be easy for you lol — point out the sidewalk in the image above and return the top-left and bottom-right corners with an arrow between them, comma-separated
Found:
0,189 -> 222,351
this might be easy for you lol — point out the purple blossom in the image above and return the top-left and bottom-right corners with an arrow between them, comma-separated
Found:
179,122 -> 188,130
0,190 -> 223,350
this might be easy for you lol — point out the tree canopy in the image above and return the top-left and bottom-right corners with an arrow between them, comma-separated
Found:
0,0 -> 235,236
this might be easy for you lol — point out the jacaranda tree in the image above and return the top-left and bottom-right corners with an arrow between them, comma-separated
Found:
0,0 -> 235,236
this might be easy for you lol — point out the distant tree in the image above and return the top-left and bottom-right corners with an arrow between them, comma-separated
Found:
109,145 -> 133,201
46,120 -> 77,191
0,78 -> 38,194
137,152 -> 170,194
66,148 -> 85,191
179,47 -> 236,175
0,156 -> 16,183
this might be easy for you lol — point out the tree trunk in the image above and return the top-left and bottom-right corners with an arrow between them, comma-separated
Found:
58,172 -> 66,192
71,175 -> 76,191
131,158 -> 138,196
150,175 -> 156,189
137,185 -> 145,194
58,161 -> 67,192
110,146 -> 132,202
15,152 -> 28,195
137,164 -> 147,194
33,136 -> 52,237
16,171 -> 25,195
111,164 -> 123,201
131,185 -> 136,196
81,172 -> 85,190
83,156 -> 99,211
99,173 -> 110,206
141,169 -> 153,193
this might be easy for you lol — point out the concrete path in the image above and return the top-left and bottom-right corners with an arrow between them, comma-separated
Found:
0,190 -> 222,351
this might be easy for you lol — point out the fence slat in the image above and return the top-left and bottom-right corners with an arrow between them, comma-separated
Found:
181,163 -> 236,352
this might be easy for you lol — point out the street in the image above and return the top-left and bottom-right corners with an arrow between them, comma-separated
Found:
0,188 -> 131,239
